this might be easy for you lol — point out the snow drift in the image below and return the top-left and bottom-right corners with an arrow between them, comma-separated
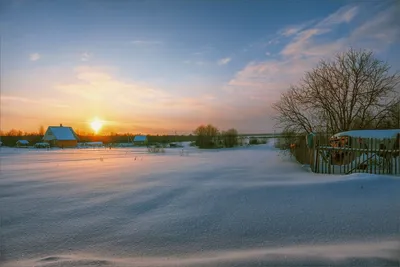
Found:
1,145 -> 399,266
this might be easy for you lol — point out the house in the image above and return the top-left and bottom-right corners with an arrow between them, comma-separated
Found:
16,140 -> 29,148
133,135 -> 148,146
43,124 -> 79,148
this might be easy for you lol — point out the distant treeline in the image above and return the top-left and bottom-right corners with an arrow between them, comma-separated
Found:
0,135 -> 197,147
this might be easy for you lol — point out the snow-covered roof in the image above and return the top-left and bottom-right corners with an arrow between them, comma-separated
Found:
44,126 -> 78,141
17,140 -> 29,144
133,135 -> 147,142
332,129 -> 400,139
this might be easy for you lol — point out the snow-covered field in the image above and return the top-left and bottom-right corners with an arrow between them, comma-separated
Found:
1,142 -> 399,266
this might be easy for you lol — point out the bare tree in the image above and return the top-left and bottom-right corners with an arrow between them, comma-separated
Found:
39,125 -> 45,136
221,128 -> 238,148
194,124 -> 219,148
273,48 -> 400,134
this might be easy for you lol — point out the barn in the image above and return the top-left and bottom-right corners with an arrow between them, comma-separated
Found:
43,124 -> 79,148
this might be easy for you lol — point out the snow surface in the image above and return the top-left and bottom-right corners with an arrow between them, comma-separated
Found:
333,129 -> 400,139
1,142 -> 400,267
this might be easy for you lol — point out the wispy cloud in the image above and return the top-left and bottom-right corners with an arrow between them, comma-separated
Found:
317,5 -> 358,27
279,5 -> 360,58
280,20 -> 315,37
183,60 -> 207,66
275,5 -> 359,58
350,4 -> 400,47
217,57 -> 231,65
2,95 -> 69,108
56,66 -> 215,115
280,28 -> 331,57
81,52 -> 92,62
130,40 -> 163,46
226,3 -> 399,113
29,53 -> 40,61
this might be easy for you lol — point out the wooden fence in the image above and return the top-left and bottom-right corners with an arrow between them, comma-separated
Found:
287,134 -> 400,176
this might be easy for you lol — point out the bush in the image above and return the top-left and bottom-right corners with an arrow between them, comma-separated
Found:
194,124 -> 219,149
249,138 -> 267,145
221,128 -> 238,148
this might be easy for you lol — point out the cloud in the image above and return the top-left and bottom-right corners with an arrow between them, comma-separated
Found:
278,5 -> 359,58
29,53 -> 40,61
226,3 -> 400,117
350,4 -> 400,47
217,57 -> 231,65
280,28 -> 337,57
317,5 -> 358,27
2,95 -> 69,108
280,20 -> 315,37
81,52 -> 92,62
183,60 -> 207,66
130,40 -> 163,46
265,52 -> 271,56
55,66 -> 217,116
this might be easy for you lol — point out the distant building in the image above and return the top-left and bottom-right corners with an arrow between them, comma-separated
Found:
83,142 -> 104,147
16,140 -> 29,148
237,136 -> 250,146
133,135 -> 148,146
43,124 -> 79,148
34,142 -> 50,148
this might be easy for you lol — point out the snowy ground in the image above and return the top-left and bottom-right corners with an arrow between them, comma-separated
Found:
1,142 -> 399,266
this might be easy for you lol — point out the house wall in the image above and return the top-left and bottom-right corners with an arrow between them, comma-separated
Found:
43,128 -> 55,141
55,140 -> 78,148
133,140 -> 147,146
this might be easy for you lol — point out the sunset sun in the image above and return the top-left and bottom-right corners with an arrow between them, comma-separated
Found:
90,118 -> 103,133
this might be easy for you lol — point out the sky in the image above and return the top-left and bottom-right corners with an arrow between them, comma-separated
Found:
1,0 -> 399,135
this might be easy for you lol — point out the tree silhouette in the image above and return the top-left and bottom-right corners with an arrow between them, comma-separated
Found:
273,48 -> 400,134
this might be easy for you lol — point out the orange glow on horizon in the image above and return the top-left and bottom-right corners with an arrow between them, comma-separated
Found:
90,118 -> 103,134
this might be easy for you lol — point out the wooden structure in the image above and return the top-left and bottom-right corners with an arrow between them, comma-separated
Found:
133,135 -> 148,146
312,130 -> 400,175
43,124 -> 79,148
16,140 -> 29,148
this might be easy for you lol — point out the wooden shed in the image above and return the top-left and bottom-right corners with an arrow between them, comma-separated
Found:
16,140 -> 29,148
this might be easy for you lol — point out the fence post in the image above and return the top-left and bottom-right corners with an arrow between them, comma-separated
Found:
310,135 -> 315,172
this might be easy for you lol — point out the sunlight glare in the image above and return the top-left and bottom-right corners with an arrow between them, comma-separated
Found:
90,118 -> 103,133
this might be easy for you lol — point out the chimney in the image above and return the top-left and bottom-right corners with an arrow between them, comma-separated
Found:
60,123 -> 63,127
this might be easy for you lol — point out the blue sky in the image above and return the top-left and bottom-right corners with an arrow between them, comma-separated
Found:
1,0 -> 399,134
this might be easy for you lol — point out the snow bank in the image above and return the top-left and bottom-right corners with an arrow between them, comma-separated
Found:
1,145 -> 399,267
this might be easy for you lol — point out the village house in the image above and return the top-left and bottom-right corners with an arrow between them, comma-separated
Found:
16,140 -> 29,148
43,124 -> 79,148
133,135 -> 148,146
